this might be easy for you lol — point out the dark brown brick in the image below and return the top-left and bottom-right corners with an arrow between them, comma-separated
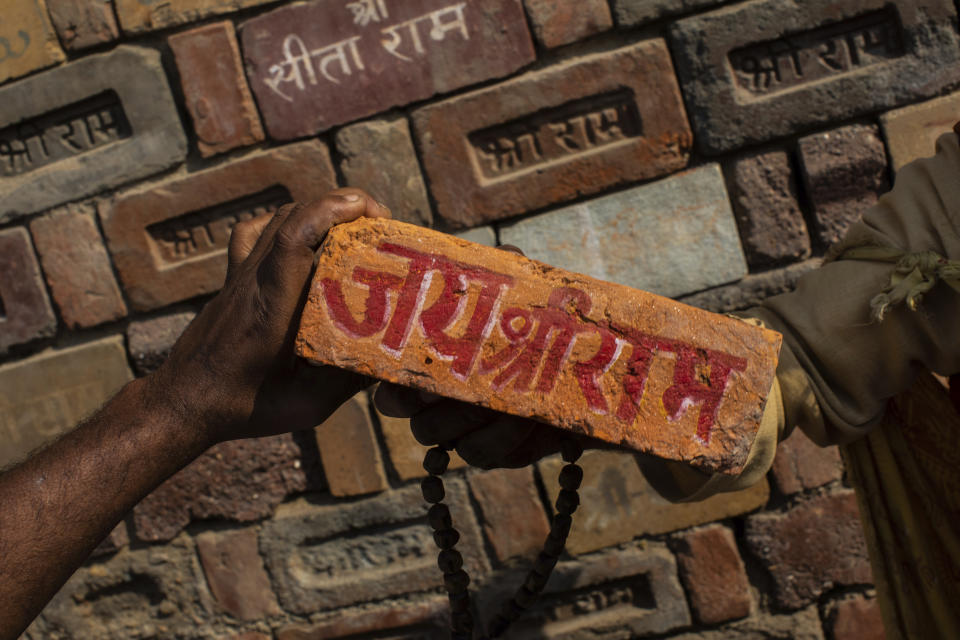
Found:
113,0 -> 277,34
675,525 -> 751,624
826,593 -> 887,640
126,311 -> 196,376
275,597 -> 447,639
169,21 -> 265,158
770,427 -> 843,495
30,203 -> 127,329
241,0 -> 535,140
375,407 -> 467,480
523,0 -> 612,48
100,141 -> 336,311
679,260 -> 822,314
745,491 -> 873,609
0,227 -> 56,353
730,150 -> 811,267
196,528 -> 281,620
798,124 -> 890,247
468,467 -> 550,562
412,40 -> 692,227
46,0 -> 119,50
315,393 -> 389,497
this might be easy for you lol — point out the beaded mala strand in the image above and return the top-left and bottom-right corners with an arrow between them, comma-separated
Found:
420,438 -> 584,639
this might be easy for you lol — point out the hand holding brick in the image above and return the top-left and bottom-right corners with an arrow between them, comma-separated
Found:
296,219 -> 781,475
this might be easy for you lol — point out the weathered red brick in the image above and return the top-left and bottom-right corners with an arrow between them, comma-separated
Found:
241,0 -> 535,140
100,141 -> 336,311
46,0 -> 119,50
30,203 -> 127,329
826,593 -> 886,640
376,407 -> 467,480
675,524 -> 751,624
798,124 -> 890,247
412,39 -> 692,227
468,467 -> 550,562
0,228 -> 56,353
523,0 -> 613,48
196,528 -> 281,620
275,596 -> 447,639
315,393 -> 389,497
770,427 -> 843,495
297,218 -> 780,476
169,21 -> 265,158
745,490 -> 873,609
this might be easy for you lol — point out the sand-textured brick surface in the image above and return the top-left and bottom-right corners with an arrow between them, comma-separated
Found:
0,0 -> 65,84
298,218 -> 781,475
882,90 -> 960,170
0,228 -> 56,353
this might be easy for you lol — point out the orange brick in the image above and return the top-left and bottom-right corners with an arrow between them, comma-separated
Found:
297,219 -> 781,476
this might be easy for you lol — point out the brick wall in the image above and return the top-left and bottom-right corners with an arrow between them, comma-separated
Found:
4,0 -> 957,637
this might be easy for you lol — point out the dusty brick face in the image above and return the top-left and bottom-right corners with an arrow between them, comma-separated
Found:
336,116 -> 432,227
241,0 -> 535,140
770,427 -> 843,495
468,467 -> 550,562
29,204 -> 127,329
825,594 -> 887,640
412,40 -> 692,227
0,0 -> 65,84
126,311 -> 196,376
745,490 -> 873,609
523,0 -> 613,48
613,0 -> 732,27
45,0 -> 119,50
101,140 -> 336,311
730,150 -> 811,267
375,407 -> 467,480
133,434 -> 311,542
113,0 -> 276,34
667,606 -> 826,640
798,124 -> 890,247
169,22 -> 265,158
196,528 -> 282,620
298,218 -> 779,476
275,597 -> 447,639
0,228 -> 56,354
315,393 -> 389,497
882,90 -> 960,170
671,0 -> 960,153
539,451 -> 769,555
675,525 -> 752,624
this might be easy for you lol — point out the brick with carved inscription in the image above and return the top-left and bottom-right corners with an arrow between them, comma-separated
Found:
100,140 -> 337,311
0,46 -> 186,222
169,21 -> 265,158
671,0 -> 960,153
240,0 -> 535,140
411,40 -> 692,227
297,218 -> 781,476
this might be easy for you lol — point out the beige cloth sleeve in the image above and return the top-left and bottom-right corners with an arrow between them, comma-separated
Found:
638,131 -> 960,500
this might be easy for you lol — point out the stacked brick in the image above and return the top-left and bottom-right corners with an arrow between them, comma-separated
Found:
5,0 -> 956,635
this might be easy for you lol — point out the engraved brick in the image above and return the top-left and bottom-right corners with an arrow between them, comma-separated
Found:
261,481 -> 489,613
0,46 -> 186,222
114,0 -> 276,34
679,259 -> 821,314
0,336 -> 132,469
46,0 -> 119,50
100,141 -> 336,311
0,0 -> 65,84
825,594 -> 886,640
169,21 -> 264,158
500,164 -> 748,298
336,116 -> 432,226
523,0 -> 612,49
196,528 -> 281,620
882,90 -> 960,171
730,150 -> 811,267
133,434 -> 310,542
126,311 -> 196,376
613,0 -> 731,27
478,543 -> 691,638
539,451 -> 769,555
241,0 -> 535,140
412,40 -> 692,227
376,407 -> 467,480
745,491 -> 872,609
798,124 -> 889,247
298,218 -> 780,476
671,0 -> 960,153
468,467 -> 550,562
29,203 -> 127,329
275,597 -> 447,640
675,525 -> 751,624
316,392 -> 389,497
0,227 -> 56,354
770,427 -> 843,495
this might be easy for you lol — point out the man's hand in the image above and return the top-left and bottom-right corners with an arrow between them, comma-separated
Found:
151,188 -> 390,445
